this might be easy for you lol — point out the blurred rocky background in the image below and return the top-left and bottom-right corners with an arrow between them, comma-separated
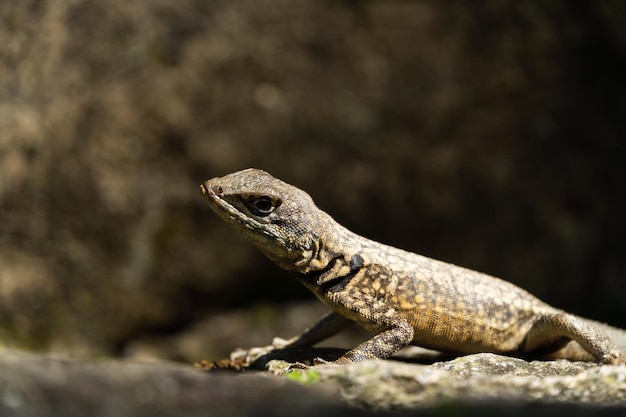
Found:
1,0 -> 625,362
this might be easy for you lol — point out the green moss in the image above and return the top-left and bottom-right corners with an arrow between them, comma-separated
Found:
285,369 -> 321,385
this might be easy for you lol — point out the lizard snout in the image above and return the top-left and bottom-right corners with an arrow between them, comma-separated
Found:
200,181 -> 224,197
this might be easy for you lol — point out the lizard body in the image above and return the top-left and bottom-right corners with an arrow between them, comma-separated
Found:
200,168 -> 625,365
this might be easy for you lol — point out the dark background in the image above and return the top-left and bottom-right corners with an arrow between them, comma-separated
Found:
1,0 -> 625,361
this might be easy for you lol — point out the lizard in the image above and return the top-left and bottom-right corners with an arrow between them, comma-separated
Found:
199,168 -> 626,366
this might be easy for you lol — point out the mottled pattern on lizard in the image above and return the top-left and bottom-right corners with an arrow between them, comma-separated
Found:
200,168 -> 625,365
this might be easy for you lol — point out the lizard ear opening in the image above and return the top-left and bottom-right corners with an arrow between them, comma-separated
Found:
244,195 -> 282,217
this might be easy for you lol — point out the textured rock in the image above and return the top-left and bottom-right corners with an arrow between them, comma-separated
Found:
196,325 -> 626,409
309,355 -> 626,408
2,348 -> 625,416
2,1 -> 625,413
1,0 -> 626,359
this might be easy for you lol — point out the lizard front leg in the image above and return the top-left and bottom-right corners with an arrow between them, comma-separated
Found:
325,288 -> 415,364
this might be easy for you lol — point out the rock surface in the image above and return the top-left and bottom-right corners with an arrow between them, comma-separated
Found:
1,0 -> 626,360
2,3 -> 626,414
2,348 -> 625,416
0,349 -> 345,417
314,355 -> 626,408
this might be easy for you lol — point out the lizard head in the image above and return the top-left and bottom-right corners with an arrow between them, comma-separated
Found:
200,168 -> 325,272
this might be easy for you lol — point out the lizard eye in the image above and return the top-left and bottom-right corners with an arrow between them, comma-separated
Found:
246,196 -> 280,216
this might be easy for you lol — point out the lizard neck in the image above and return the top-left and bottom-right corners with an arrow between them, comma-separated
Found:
294,214 -> 368,293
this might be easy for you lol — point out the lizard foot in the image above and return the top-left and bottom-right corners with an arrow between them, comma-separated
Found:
601,350 -> 626,366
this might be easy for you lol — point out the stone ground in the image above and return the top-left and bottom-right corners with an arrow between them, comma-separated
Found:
2,0 -> 626,360
2,344 -> 626,416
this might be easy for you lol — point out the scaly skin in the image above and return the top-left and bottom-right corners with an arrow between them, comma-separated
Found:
200,168 -> 625,365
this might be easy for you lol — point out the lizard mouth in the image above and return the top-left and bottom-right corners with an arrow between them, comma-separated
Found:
200,181 -> 244,219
